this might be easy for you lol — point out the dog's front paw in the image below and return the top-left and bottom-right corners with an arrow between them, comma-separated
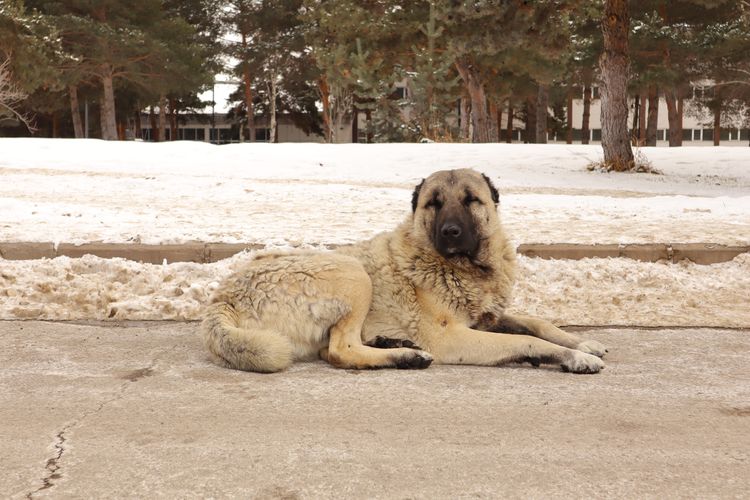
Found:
393,349 -> 433,369
576,339 -> 608,358
368,336 -> 423,350
561,350 -> 605,374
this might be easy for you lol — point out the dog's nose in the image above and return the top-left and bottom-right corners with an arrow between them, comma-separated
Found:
441,223 -> 462,239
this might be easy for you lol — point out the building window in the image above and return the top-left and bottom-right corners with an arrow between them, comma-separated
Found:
393,86 -> 408,99
179,128 -> 197,141
591,86 -> 600,99
702,129 -> 713,141
693,86 -> 714,100
219,128 -> 234,143
592,129 -> 601,141
741,129 -> 750,141
682,129 -> 692,141
255,128 -> 271,142
693,129 -> 701,141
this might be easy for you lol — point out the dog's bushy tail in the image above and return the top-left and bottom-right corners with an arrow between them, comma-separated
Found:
201,302 -> 293,373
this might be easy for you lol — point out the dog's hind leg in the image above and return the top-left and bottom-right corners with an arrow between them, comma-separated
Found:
323,260 -> 432,370
486,313 -> 607,358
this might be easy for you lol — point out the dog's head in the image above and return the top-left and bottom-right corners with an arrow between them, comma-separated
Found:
411,169 -> 500,263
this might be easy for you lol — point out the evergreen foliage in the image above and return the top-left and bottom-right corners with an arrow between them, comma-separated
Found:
1,0 -> 749,145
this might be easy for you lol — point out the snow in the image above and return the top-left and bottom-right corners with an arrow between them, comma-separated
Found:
2,251 -> 748,327
1,138 -> 749,326
1,139 -> 749,246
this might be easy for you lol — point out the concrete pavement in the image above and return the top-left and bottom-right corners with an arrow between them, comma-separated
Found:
1,321 -> 749,498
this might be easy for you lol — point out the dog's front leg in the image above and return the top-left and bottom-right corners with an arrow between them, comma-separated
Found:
427,324 -> 604,374
482,313 -> 607,358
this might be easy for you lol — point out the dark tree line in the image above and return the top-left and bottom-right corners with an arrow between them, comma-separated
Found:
2,1 -> 749,168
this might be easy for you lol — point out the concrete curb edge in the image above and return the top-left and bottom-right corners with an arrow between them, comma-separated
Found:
1,242 -> 747,265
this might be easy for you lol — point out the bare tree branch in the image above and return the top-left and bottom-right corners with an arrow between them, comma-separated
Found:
0,58 -> 36,132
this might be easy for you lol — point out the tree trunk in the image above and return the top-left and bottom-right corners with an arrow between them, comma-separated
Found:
365,109 -> 373,143
241,33 -> 255,142
525,96 -> 537,144
117,121 -> 125,140
99,67 -> 118,141
318,76 -> 332,143
269,77 -> 277,143
460,95 -> 470,141
566,90 -> 573,144
638,91 -> 647,145
663,88 -> 681,147
632,94 -> 639,142
599,0 -> 634,170
495,100 -> 503,143
351,104 -> 359,143
158,94 -> 167,142
52,112 -> 59,138
69,86 -> 84,138
582,85 -> 592,144
489,99 -> 499,142
713,99 -> 721,146
149,106 -> 159,142
506,100 -> 513,143
455,59 -> 490,143
677,93 -> 684,146
646,85 -> 658,146
535,84 -> 548,144
134,110 -> 142,139
169,98 -> 178,141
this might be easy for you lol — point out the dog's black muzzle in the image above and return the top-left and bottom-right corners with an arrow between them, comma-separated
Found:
434,216 -> 479,259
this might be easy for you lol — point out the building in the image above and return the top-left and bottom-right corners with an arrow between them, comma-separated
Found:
134,82 -> 748,145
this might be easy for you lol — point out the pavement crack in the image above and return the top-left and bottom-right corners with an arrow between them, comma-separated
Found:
24,343 -> 177,498
26,427 -> 68,499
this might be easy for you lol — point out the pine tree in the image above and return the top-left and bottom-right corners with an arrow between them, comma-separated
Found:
630,0 -> 740,146
24,0 -> 213,140
407,1 -> 460,141
688,5 -> 750,145
226,0 -> 317,143
302,0 -> 402,142
439,0 -> 582,143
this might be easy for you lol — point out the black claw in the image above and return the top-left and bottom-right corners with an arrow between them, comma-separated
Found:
394,353 -> 433,369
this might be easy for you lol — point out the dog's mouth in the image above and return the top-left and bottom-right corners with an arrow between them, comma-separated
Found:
440,247 -> 476,261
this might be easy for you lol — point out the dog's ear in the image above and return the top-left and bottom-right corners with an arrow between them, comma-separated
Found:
411,179 -> 425,212
482,173 -> 500,205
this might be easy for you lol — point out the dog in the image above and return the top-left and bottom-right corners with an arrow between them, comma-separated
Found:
202,168 -> 606,374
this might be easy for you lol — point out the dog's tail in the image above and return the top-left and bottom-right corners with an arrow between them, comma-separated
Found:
201,302 -> 293,373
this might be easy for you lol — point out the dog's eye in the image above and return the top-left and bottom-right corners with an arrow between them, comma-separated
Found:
425,199 -> 443,210
463,195 -> 481,205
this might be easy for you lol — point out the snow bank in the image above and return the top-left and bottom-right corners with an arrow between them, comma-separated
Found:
2,251 -> 748,327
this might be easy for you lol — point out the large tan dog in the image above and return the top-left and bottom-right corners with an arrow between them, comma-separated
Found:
202,169 -> 606,374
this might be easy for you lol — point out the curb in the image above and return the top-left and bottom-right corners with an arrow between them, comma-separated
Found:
1,242 -> 747,265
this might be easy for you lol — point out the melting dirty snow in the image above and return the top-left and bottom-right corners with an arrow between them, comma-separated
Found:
2,251 -> 748,327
